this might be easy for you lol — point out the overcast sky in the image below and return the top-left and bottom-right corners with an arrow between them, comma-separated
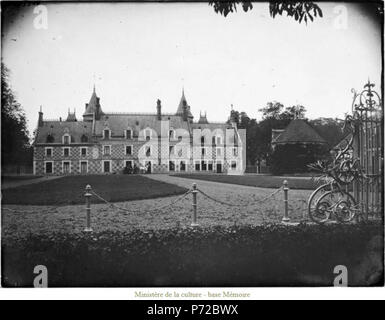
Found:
2,2 -> 382,135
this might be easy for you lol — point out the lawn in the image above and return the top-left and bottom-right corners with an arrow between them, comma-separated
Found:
1,175 -> 188,206
2,175 -> 42,183
173,174 -> 322,190
2,222 -> 383,287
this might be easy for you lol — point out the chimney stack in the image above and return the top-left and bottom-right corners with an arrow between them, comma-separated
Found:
38,106 -> 44,127
157,99 -> 162,120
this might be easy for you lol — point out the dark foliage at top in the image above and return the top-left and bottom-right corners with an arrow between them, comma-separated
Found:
209,1 -> 323,24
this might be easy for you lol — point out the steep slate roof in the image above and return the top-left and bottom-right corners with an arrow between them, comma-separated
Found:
333,132 -> 353,151
273,119 -> 327,145
176,90 -> 194,118
84,86 -> 103,116
94,113 -> 191,137
35,121 -> 92,144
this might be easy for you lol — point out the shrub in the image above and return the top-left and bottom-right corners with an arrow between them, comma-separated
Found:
270,143 -> 329,175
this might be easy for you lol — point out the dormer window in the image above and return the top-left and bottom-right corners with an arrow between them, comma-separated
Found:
63,134 -> 70,145
126,129 -> 132,139
81,134 -> 88,143
103,129 -> 110,139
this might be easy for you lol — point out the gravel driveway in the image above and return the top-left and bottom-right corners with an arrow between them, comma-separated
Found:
2,175 -> 312,241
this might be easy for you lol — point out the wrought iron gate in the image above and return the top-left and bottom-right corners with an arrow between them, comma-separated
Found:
352,81 -> 383,219
308,81 -> 383,223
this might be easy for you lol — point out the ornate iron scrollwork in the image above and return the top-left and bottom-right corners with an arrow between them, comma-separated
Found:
307,81 -> 382,224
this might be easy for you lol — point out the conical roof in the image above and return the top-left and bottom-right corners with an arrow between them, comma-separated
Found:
198,112 -> 209,124
273,119 -> 327,145
176,89 -> 193,118
66,110 -> 77,122
84,86 -> 103,115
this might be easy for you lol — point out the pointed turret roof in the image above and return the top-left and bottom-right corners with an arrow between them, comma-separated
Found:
198,111 -> 209,124
273,119 -> 327,145
66,109 -> 77,122
176,89 -> 193,118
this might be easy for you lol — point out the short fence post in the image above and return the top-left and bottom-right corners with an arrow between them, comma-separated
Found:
191,183 -> 199,227
84,184 -> 93,232
282,180 -> 290,223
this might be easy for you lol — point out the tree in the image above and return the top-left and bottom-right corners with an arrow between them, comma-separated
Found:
259,101 -> 284,120
270,143 -> 329,175
209,1 -> 323,24
1,62 -> 31,166
281,105 -> 307,120
309,118 -> 346,148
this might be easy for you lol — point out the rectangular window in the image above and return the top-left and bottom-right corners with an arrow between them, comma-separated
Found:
208,161 -> 213,171
126,130 -> 132,139
104,130 -> 110,139
217,137 -> 222,145
63,147 -> 70,157
45,148 -> 53,157
201,161 -> 207,171
146,146 -> 151,157
126,145 -> 133,155
195,162 -> 201,171
231,161 -> 237,170
169,161 -> 175,172
63,161 -> 71,174
45,162 -> 53,174
233,148 -> 238,157
169,146 -> 175,156
103,145 -> 111,156
81,147 -> 87,157
201,148 -> 206,156
216,148 -> 222,157
80,161 -> 88,174
180,161 -> 186,172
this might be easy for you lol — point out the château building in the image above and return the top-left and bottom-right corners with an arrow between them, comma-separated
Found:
33,87 -> 246,175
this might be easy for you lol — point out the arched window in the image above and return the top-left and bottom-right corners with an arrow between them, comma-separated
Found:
46,134 -> 55,143
81,134 -> 88,143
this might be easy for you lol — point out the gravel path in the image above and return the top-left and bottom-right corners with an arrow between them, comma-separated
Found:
2,175 -> 312,240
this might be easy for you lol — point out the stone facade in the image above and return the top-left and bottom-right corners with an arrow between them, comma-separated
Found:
33,89 -> 246,175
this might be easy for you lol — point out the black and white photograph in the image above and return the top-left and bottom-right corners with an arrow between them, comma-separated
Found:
1,0 -> 384,294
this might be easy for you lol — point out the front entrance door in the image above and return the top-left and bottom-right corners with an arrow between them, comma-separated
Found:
216,162 -> 222,174
104,161 -> 111,173
80,161 -> 88,174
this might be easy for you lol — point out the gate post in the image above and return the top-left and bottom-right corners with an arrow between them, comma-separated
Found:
84,184 -> 93,232
282,180 -> 290,223
191,183 -> 199,227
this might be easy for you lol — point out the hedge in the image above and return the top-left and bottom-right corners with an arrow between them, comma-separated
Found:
2,222 -> 383,287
